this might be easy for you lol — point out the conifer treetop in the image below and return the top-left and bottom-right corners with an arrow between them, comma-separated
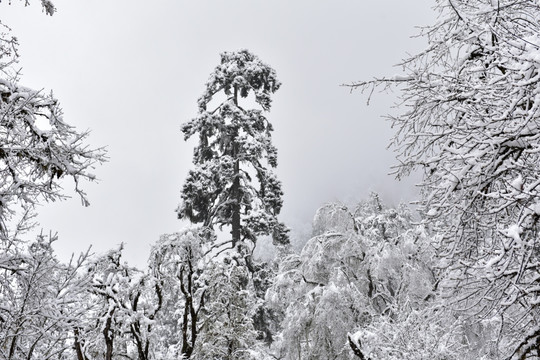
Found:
197,49 -> 281,112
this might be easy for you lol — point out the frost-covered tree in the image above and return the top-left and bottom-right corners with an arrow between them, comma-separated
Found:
78,247 -> 162,360
0,4 -> 106,359
267,195 -> 436,360
0,233 -> 91,360
173,50 -> 288,359
79,248 -> 133,360
149,230 -> 206,359
349,1 -> 540,358
0,59 -> 103,234
194,259 -> 264,360
0,3 -> 105,237
177,49 -> 288,255
149,229 -> 275,360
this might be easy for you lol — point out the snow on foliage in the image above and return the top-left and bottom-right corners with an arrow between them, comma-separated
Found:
267,194 -> 436,360
177,49 -> 289,253
0,17 -> 105,239
77,245 -> 162,360
0,233 -> 91,360
167,51 -> 289,359
149,230 -> 206,359
312,202 -> 356,236
348,1 -> 540,357
148,228 -> 276,360
0,5 -> 107,360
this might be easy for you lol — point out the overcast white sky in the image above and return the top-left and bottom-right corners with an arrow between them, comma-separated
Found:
2,1 -> 434,267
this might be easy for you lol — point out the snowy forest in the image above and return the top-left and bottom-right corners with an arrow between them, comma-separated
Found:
2,0 -> 540,359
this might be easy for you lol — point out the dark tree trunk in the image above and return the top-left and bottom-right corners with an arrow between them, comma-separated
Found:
74,328 -> 87,360
179,256 -> 201,359
103,315 -> 114,360
131,321 -> 148,360
231,86 -> 241,249
231,157 -> 241,248
348,333 -> 370,360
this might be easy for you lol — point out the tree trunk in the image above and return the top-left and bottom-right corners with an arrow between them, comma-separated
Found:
231,86 -> 241,248
231,157 -> 241,248
103,315 -> 114,360
74,328 -> 87,360
348,333 -> 370,360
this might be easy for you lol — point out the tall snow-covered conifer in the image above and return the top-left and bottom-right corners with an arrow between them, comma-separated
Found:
178,49 -> 288,253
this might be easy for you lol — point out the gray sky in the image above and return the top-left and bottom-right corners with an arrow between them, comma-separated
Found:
2,0 -> 434,267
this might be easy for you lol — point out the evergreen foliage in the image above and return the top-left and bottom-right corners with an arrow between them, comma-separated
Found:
177,49 -> 289,252
8,1 -> 540,358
